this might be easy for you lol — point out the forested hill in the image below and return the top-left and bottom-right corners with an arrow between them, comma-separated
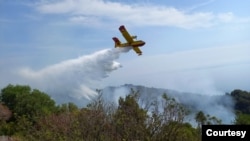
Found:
103,84 -> 250,115
101,84 -> 250,124
0,84 -> 249,140
101,84 -> 234,124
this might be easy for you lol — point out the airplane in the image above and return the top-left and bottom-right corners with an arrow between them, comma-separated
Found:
112,25 -> 145,56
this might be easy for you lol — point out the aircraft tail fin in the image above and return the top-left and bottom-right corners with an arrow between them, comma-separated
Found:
112,37 -> 121,48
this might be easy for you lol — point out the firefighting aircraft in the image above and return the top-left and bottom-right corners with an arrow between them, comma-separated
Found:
112,25 -> 145,56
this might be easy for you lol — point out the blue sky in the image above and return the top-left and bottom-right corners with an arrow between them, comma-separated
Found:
1,0 -> 250,95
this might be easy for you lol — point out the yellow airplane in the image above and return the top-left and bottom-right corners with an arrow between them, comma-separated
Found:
112,25 -> 145,56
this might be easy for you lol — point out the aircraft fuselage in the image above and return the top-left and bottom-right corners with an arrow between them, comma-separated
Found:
118,40 -> 145,47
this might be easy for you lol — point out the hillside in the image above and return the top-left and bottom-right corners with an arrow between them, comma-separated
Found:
1,84 -> 249,140
101,84 -> 235,124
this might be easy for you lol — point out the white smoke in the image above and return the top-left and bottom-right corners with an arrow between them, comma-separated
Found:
102,85 -> 236,124
18,47 -> 131,106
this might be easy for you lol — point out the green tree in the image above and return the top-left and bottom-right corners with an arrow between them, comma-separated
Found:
0,84 -> 57,137
0,84 -> 57,122
57,102 -> 79,113
195,111 -> 221,126
149,93 -> 190,141
234,112 -> 250,125
195,111 -> 207,129
113,89 -> 149,140
30,93 -> 116,141
75,94 -> 116,141
230,89 -> 250,114
174,123 -> 200,141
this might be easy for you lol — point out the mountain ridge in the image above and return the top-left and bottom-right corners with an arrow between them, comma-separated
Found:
100,83 -> 235,124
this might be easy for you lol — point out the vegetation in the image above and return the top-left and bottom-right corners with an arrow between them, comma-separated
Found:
230,89 -> 250,124
0,84 -> 249,140
230,89 -> 250,114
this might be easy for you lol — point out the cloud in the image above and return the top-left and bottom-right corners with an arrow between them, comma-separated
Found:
218,12 -> 234,23
122,44 -> 250,75
185,0 -> 215,12
18,47 -> 131,106
35,0 -> 238,28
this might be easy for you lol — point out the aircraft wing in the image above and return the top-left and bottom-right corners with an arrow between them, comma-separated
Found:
119,25 -> 134,43
133,46 -> 142,56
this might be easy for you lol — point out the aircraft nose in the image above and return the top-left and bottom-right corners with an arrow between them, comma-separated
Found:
142,41 -> 145,46
132,40 -> 145,46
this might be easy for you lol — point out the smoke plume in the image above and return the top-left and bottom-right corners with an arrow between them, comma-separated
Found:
19,48 -> 131,106
102,84 -> 235,124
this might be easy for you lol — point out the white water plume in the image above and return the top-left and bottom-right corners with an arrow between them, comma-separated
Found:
19,47 -> 131,106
